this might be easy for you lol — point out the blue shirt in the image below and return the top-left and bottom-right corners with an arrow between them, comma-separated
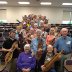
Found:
31,38 -> 46,54
17,52 -> 36,70
54,36 -> 72,54
15,32 -> 19,40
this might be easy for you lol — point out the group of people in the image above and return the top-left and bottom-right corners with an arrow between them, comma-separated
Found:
1,14 -> 72,72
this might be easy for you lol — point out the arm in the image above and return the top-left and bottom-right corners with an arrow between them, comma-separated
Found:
30,56 -> 36,69
2,48 -> 12,52
46,36 -> 48,45
43,38 -> 46,51
2,40 -> 12,52
53,39 -> 59,54
17,53 -> 30,70
17,53 -> 24,69
31,39 -> 37,54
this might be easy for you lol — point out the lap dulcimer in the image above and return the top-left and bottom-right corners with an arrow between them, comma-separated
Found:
0,41 -> 18,72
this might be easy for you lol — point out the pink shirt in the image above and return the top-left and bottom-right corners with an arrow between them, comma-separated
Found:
46,35 -> 55,45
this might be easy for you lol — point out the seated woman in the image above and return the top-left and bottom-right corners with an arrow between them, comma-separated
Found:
41,44 -> 56,72
17,44 -> 36,72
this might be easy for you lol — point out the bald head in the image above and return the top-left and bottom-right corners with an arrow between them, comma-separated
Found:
60,28 -> 68,37
61,28 -> 68,32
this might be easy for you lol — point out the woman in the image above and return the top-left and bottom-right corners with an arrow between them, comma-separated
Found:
17,44 -> 36,72
46,28 -> 55,45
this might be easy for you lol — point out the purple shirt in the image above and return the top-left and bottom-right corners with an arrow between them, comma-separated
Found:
17,52 -> 36,70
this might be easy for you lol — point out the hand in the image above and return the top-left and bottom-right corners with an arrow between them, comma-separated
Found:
37,48 -> 42,52
14,44 -> 18,48
58,54 -> 62,60
17,48 -> 20,50
26,68 -> 31,72
41,65 -> 46,71
22,68 -> 27,72
31,52 -> 35,56
22,68 -> 30,72
55,53 -> 62,60
8,48 -> 13,52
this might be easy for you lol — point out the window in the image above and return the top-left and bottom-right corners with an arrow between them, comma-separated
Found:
62,11 -> 72,24
0,9 -> 7,23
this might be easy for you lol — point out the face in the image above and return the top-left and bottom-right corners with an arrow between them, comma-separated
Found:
50,28 -> 55,35
31,22 -> 34,25
24,47 -> 30,53
9,32 -> 16,39
30,29 -> 34,33
40,22 -> 44,27
34,25 -> 38,28
17,27 -> 21,33
61,28 -> 68,37
47,45 -> 53,52
37,32 -> 41,38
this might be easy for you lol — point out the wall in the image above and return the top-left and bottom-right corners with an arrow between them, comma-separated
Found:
0,6 -> 67,23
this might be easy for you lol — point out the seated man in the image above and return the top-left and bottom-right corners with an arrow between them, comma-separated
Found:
17,44 -> 36,72
41,45 -> 56,72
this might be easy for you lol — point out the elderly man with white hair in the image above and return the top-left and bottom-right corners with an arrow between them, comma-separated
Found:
17,44 -> 36,72
31,29 -> 46,72
31,29 -> 46,54
54,28 -> 72,72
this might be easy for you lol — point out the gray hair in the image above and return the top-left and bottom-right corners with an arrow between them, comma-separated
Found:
24,44 -> 30,49
36,29 -> 42,34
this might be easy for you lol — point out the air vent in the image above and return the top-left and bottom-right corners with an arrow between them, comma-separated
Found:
36,0 -> 40,2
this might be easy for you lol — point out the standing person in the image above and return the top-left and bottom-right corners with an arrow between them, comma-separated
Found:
54,28 -> 72,72
46,28 -> 55,46
45,24 -> 51,33
31,29 -> 46,55
15,26 -> 21,40
41,27 -> 47,39
2,29 -> 19,72
31,29 -> 46,72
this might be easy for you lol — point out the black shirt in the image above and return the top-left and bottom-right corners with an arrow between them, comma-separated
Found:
3,38 -> 19,58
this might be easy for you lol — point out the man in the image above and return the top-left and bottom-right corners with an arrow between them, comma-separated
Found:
2,29 -> 19,72
41,45 -> 56,72
31,29 -> 46,54
54,28 -> 72,72
31,29 -> 46,72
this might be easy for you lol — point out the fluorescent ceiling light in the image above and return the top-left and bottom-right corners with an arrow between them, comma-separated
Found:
18,2 -> 30,4
62,3 -> 72,5
40,2 -> 52,5
0,1 -> 8,4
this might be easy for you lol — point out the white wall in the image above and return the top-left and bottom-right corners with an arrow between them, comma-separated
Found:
0,6 -> 70,24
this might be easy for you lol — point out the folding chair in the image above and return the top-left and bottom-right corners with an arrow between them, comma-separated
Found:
64,59 -> 72,72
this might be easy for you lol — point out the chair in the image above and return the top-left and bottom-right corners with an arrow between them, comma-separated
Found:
64,59 -> 72,72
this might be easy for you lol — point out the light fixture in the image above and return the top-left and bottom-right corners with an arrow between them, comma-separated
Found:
0,1 -> 8,4
62,3 -> 72,5
40,2 -> 52,5
18,2 -> 30,4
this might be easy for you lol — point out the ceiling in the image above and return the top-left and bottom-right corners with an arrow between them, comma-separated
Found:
0,0 -> 72,7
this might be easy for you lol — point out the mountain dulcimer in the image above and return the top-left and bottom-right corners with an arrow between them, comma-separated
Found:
0,41 -> 18,71
5,41 -> 18,64
43,51 -> 63,72
36,39 -> 43,60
